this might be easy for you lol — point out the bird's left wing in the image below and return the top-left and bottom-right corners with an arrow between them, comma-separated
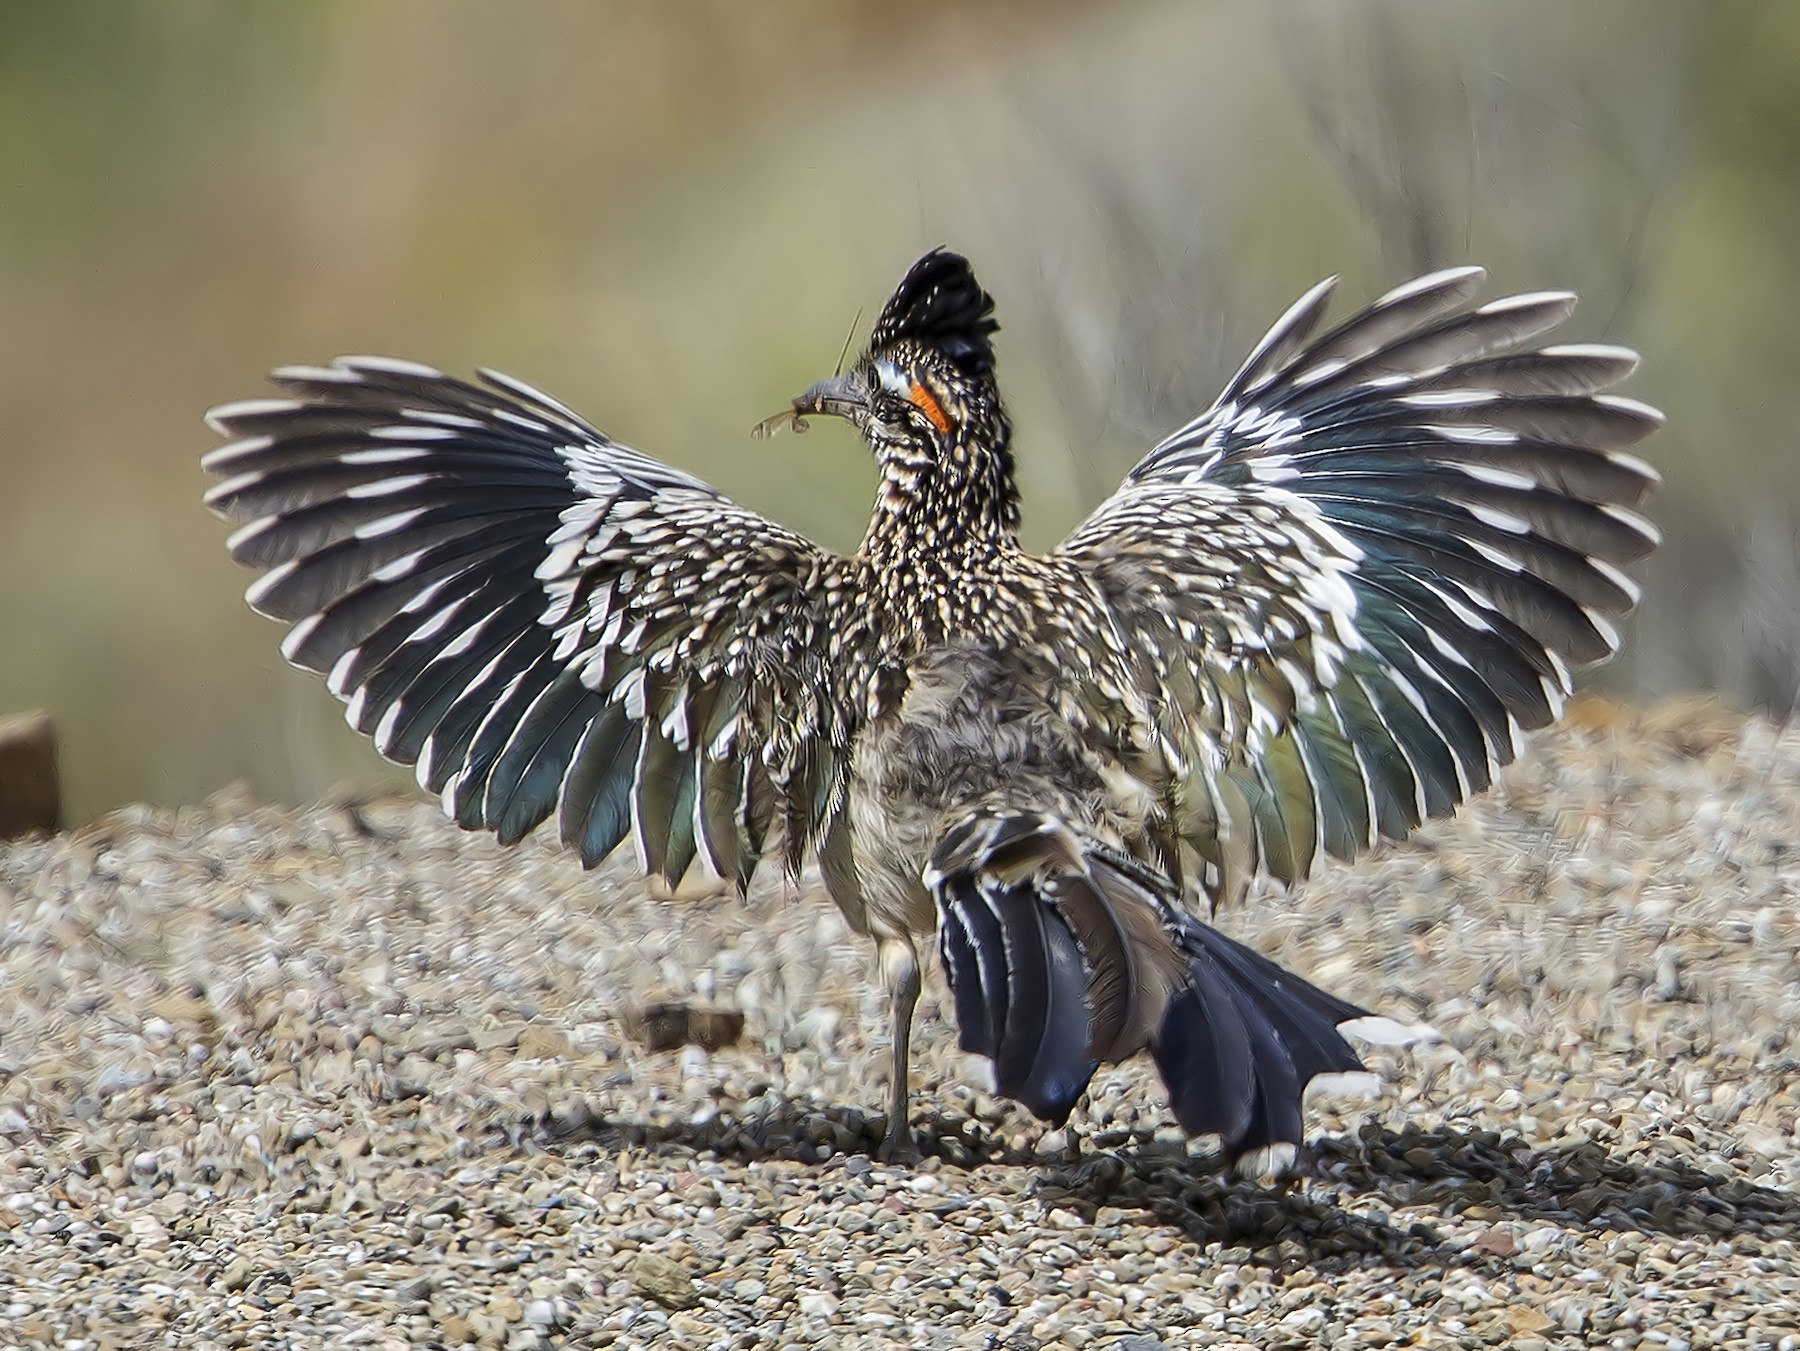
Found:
204,358 -> 850,890
1049,268 -> 1661,907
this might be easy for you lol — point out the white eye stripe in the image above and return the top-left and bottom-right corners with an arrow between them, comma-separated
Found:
873,359 -> 912,397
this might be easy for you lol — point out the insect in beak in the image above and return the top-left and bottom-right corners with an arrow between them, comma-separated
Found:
752,370 -> 867,440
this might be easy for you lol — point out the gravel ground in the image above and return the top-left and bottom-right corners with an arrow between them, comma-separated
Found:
2,696 -> 1798,1350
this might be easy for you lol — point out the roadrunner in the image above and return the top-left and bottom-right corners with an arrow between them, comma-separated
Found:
204,250 -> 1660,1162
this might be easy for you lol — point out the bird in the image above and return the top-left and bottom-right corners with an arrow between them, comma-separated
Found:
203,248 -> 1660,1165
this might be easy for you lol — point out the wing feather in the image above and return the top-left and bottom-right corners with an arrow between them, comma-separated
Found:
206,358 -> 852,890
1054,270 -> 1660,897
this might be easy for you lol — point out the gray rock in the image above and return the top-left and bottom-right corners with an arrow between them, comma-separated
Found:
0,711 -> 58,839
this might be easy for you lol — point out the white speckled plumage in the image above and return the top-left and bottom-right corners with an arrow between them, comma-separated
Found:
205,248 -> 1659,1162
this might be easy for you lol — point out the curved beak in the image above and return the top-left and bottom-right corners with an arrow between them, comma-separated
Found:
791,370 -> 868,424
752,370 -> 869,440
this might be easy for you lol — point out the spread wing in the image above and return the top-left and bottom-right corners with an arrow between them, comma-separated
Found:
1053,268 -> 1661,907
204,357 -> 850,889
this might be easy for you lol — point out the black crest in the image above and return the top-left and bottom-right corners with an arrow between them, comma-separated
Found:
870,248 -> 1000,375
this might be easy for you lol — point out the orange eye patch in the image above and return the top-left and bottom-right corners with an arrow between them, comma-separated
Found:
908,381 -> 952,434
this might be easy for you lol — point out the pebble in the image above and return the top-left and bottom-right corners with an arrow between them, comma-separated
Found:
629,1253 -> 700,1310
0,701 -> 1796,1347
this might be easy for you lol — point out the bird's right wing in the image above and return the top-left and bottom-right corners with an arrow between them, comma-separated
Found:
204,358 -> 853,890
1050,268 -> 1661,906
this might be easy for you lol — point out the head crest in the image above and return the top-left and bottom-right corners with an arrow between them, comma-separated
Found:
870,248 -> 999,375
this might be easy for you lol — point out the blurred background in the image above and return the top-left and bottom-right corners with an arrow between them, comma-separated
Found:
1,0 -> 1796,825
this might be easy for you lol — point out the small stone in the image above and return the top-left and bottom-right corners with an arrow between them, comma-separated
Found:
1519,1226 -> 1563,1253
630,1253 -> 700,1310
1471,1229 -> 1516,1258
1505,1305 -> 1555,1335
220,1257 -> 253,1292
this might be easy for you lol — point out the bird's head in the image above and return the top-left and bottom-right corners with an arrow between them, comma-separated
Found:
769,248 -> 1017,542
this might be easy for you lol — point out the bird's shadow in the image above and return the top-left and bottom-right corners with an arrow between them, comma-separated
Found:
516,1094 -> 1799,1270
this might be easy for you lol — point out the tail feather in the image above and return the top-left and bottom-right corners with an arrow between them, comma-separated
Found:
929,810 -> 1380,1158
1153,944 -> 1264,1147
937,873 -> 1006,1060
936,870 -> 1096,1123
1181,919 -> 1368,1077
1156,917 -> 1370,1150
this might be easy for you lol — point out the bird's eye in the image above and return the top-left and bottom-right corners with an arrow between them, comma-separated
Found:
865,359 -> 951,439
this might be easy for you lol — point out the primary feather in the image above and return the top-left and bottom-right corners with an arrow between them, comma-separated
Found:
206,250 -> 1659,1164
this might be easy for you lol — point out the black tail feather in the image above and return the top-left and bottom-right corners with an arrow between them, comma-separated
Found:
1153,947 -> 1262,1147
1155,918 -> 1371,1156
930,811 -> 1378,1158
936,871 -> 1097,1124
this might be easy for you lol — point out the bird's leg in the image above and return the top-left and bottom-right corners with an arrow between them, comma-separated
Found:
875,934 -> 921,1164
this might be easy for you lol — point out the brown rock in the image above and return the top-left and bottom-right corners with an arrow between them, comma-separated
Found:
0,711 -> 59,839
631,1252 -> 701,1309
220,1256 -> 253,1292
634,1001 -> 745,1053
1471,1229 -> 1517,1258
1504,1305 -> 1556,1335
